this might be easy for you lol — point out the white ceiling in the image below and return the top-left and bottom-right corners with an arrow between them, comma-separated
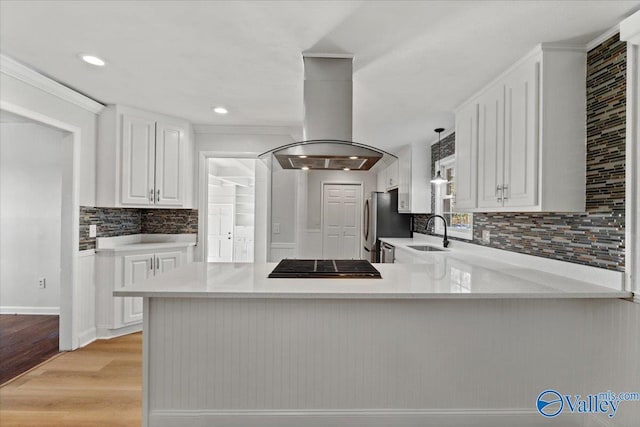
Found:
1,1 -> 638,152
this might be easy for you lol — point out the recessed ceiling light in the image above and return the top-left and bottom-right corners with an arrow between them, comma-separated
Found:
80,54 -> 106,67
298,155 -> 308,159
213,107 -> 228,115
301,166 -> 310,171
343,168 -> 350,171
349,156 -> 358,160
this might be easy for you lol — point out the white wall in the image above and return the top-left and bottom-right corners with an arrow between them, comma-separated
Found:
0,122 -> 64,313
0,72 -> 99,206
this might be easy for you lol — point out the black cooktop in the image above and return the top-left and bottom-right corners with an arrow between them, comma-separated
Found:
268,259 -> 382,279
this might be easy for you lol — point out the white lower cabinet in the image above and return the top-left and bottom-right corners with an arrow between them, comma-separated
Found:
97,247 -> 190,336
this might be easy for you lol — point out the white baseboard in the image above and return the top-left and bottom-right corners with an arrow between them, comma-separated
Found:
77,327 -> 97,348
96,323 -> 142,339
0,306 -> 60,315
148,409 -> 586,427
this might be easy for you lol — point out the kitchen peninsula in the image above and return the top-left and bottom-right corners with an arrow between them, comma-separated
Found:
116,245 -> 631,427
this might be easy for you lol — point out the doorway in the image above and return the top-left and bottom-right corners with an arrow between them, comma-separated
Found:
322,183 -> 363,259
206,158 -> 256,263
0,109 -> 72,381
0,101 -> 81,354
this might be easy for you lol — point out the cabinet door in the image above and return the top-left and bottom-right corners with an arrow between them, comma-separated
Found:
503,58 -> 539,209
376,167 -> 387,192
122,253 -> 153,324
477,83 -> 505,209
155,250 -> 183,274
397,145 -> 411,212
155,122 -> 185,206
386,160 -> 399,190
121,115 -> 155,206
455,103 -> 478,210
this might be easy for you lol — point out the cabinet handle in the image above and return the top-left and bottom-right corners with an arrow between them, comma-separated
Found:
502,184 -> 509,201
156,257 -> 159,270
496,185 -> 503,203
150,257 -> 154,270
156,189 -> 160,202
149,189 -> 154,203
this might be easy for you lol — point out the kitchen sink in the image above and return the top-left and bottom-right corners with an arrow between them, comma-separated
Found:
407,245 -> 447,252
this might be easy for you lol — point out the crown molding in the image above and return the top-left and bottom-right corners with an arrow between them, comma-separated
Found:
0,54 -> 104,114
620,10 -> 640,45
586,24 -> 621,51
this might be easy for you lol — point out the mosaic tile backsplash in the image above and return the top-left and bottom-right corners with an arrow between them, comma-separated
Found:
414,34 -> 626,272
80,207 -> 198,250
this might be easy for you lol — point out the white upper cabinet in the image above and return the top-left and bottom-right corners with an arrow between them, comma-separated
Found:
477,82 -> 506,209
386,159 -> 399,190
397,142 -> 431,213
121,115 -> 156,205
154,122 -> 184,206
454,103 -> 478,210
97,105 -> 194,208
454,44 -> 586,212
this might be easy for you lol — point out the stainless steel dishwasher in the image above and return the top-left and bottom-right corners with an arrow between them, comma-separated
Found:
380,242 -> 395,263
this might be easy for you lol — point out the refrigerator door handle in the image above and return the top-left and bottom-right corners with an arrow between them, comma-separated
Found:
363,199 -> 370,242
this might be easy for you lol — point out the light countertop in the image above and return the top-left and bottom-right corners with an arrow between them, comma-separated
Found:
95,233 -> 196,253
114,258 -> 632,300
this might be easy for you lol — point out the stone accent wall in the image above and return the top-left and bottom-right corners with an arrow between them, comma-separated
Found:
414,34 -> 626,272
79,207 -> 198,250
141,209 -> 198,234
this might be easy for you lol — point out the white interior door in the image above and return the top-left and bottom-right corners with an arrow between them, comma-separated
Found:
208,204 -> 234,262
122,253 -> 153,324
322,184 -> 362,259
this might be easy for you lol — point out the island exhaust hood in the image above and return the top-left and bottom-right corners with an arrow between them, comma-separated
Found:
260,55 -> 395,171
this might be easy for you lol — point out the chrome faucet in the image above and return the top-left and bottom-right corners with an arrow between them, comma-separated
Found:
424,214 -> 449,248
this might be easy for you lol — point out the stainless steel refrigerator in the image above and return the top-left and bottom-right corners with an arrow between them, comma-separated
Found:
363,189 -> 412,262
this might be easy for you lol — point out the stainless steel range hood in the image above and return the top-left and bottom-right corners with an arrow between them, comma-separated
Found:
261,55 -> 395,171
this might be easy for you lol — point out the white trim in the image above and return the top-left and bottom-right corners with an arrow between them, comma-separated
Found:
620,10 -> 640,45
148,408 -> 548,427
96,323 -> 142,340
621,12 -> 640,298
0,54 -> 104,114
0,306 -> 60,315
77,327 -> 97,348
586,24 -> 621,51
269,242 -> 296,249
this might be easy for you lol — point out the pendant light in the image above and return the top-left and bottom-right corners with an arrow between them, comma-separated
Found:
431,127 -> 448,184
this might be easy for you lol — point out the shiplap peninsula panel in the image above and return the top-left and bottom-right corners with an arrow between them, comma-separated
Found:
145,297 -> 639,426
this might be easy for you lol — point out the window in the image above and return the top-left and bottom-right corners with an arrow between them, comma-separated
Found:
434,155 -> 473,240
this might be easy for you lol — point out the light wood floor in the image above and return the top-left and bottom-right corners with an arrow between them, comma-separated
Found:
0,333 -> 142,427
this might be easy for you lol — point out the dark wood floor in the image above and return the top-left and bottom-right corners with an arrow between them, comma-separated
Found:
0,314 -> 59,385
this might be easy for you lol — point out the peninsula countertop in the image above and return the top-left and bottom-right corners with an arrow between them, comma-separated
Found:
114,258 -> 632,300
